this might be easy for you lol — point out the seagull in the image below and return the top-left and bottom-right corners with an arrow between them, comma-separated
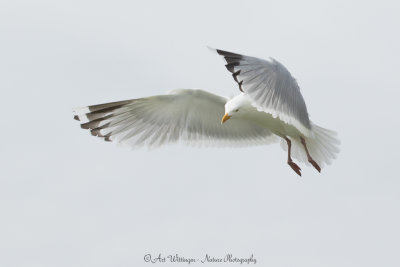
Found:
73,48 -> 340,176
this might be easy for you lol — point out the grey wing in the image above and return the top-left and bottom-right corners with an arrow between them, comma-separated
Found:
213,48 -> 311,136
73,89 -> 277,148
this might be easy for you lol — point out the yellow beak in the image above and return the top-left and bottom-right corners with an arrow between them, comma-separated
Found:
221,113 -> 231,124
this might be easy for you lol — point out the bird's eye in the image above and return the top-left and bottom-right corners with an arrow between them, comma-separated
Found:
235,109 -> 239,112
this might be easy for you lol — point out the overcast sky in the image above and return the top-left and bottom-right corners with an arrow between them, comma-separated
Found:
1,0 -> 400,266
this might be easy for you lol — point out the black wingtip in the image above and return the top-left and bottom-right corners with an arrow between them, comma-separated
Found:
216,49 -> 242,58
225,62 -> 240,73
215,48 -> 224,55
238,80 -> 244,92
232,70 -> 241,83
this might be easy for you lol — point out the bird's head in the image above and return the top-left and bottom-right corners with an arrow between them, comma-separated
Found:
221,107 -> 239,124
221,94 -> 249,124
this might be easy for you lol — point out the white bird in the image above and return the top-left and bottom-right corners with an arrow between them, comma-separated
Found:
73,48 -> 340,176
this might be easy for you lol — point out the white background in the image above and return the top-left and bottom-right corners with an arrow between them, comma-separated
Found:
1,0 -> 399,266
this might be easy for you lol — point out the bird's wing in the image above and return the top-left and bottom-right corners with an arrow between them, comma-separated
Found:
212,48 -> 311,136
73,89 -> 277,148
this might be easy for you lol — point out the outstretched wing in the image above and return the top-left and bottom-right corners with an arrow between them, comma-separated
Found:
212,48 -> 311,136
73,89 -> 277,147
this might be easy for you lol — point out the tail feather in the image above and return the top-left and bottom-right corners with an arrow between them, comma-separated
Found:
281,122 -> 340,168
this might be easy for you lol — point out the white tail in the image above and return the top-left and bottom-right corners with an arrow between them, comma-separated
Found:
280,122 -> 340,168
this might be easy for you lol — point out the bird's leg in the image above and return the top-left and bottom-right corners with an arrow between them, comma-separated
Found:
284,137 -> 301,177
300,137 -> 321,173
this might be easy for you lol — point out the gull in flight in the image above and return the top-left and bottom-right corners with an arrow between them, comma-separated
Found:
73,48 -> 340,176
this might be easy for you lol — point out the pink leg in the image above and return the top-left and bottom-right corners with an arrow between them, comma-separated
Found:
300,137 -> 321,173
284,137 -> 301,177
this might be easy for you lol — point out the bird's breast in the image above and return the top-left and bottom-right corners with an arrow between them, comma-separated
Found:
241,107 -> 302,138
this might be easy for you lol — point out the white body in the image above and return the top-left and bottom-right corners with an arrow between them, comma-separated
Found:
223,92 -> 339,168
225,93 -> 304,139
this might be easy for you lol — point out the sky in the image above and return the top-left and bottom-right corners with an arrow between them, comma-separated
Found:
1,0 -> 400,266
